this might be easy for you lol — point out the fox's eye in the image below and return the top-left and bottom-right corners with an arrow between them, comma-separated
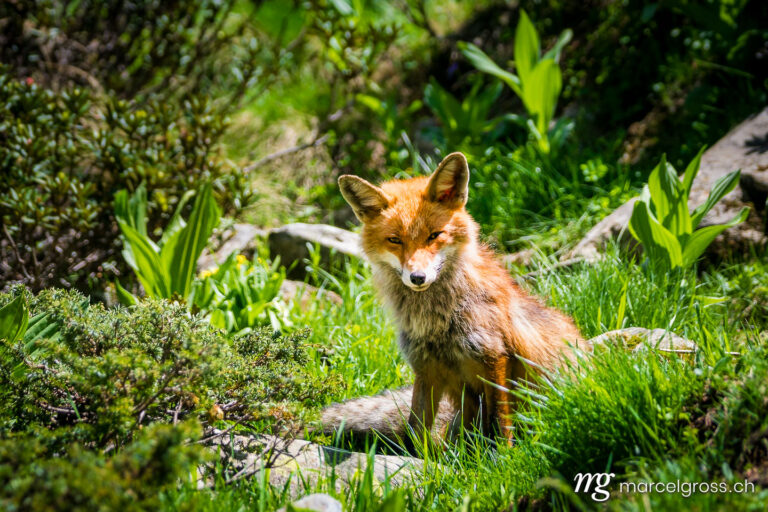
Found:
427,231 -> 442,242
387,237 -> 402,245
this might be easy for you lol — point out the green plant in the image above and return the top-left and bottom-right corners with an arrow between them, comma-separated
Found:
0,422 -> 206,512
0,70 -> 250,293
458,10 -> 572,153
115,183 -> 221,302
190,253 -> 290,334
1,287 -> 326,442
0,287 -> 329,510
0,0 -> 261,104
423,77 -> 516,150
628,149 -> 749,269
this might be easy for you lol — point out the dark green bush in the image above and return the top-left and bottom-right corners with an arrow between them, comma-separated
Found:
0,288 -> 327,447
0,286 -> 329,509
0,0 -> 253,100
0,423 -> 205,512
0,71 -> 252,292
456,0 -> 768,168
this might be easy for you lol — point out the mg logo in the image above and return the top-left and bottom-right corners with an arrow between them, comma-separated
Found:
573,472 -> 616,502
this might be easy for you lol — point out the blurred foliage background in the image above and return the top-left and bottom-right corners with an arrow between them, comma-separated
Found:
2,0 -> 766,295
1,1 -> 768,509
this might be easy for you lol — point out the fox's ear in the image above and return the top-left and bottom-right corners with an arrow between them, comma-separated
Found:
338,175 -> 391,222
427,152 -> 469,207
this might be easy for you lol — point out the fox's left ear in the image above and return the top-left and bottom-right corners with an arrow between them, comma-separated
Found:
427,152 -> 469,207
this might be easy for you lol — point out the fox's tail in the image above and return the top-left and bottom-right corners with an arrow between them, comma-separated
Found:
320,386 -> 455,444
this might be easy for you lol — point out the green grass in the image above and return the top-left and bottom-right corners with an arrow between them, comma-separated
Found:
155,245 -> 767,510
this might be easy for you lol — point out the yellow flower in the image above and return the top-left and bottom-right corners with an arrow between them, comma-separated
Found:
236,254 -> 248,267
199,267 -> 218,278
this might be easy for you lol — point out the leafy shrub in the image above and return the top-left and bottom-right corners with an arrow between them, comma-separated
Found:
0,70 -> 251,292
0,422 -> 205,512
628,150 -> 749,269
0,0 -> 258,101
0,288 -> 327,448
459,10 -> 572,154
0,286 -> 329,509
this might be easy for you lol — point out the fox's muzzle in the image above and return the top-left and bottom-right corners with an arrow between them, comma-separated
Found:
400,250 -> 446,291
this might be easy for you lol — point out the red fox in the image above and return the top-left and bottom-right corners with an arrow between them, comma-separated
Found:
324,152 -> 586,443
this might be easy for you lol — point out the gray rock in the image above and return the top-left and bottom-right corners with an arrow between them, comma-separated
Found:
279,279 -> 343,309
566,108 -> 768,262
589,327 -> 698,355
200,431 -> 421,495
277,493 -> 342,512
268,223 -> 363,279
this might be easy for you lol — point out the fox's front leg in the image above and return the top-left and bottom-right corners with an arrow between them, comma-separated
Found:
408,373 -> 445,438
483,358 -> 515,443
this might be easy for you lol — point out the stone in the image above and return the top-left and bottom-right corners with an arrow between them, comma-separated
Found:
201,431 -> 421,495
566,108 -> 768,262
589,327 -> 698,355
268,223 -> 363,279
502,248 -> 537,267
277,493 -> 342,512
279,279 -> 343,309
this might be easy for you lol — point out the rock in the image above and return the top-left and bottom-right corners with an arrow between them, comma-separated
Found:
279,279 -> 343,309
268,223 -> 363,279
502,248 -> 538,267
566,108 -> 768,262
200,431 -> 421,495
589,327 -> 698,355
277,494 -> 342,512
198,223 -> 266,271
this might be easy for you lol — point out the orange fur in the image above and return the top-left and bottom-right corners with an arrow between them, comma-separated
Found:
338,152 -> 586,442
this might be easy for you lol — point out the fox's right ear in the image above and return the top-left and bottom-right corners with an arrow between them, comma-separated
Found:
338,175 -> 391,222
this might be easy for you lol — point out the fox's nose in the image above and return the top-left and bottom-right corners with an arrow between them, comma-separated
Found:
410,271 -> 426,285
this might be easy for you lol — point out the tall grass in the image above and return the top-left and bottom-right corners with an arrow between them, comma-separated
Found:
163,246 -> 766,510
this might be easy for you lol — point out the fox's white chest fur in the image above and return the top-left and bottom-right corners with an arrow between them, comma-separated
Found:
371,257 -> 503,370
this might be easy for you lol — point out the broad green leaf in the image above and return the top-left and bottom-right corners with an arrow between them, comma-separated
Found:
458,42 -> 522,96
159,189 -> 195,248
682,207 -> 749,267
115,280 -> 138,306
521,59 -> 561,137
466,81 -> 503,130
23,312 -> 60,342
691,169 -> 741,228
646,155 -> 677,222
666,194 -> 692,240
514,10 -> 540,84
424,79 -> 463,131
682,146 -> 706,197
115,184 -> 151,270
114,183 -> 148,237
168,184 -> 221,298
118,220 -> 170,298
0,295 -> 28,343
209,309 -> 228,331
658,160 -> 692,237
541,29 -> 573,63
159,225 -> 184,280
629,201 -> 683,268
